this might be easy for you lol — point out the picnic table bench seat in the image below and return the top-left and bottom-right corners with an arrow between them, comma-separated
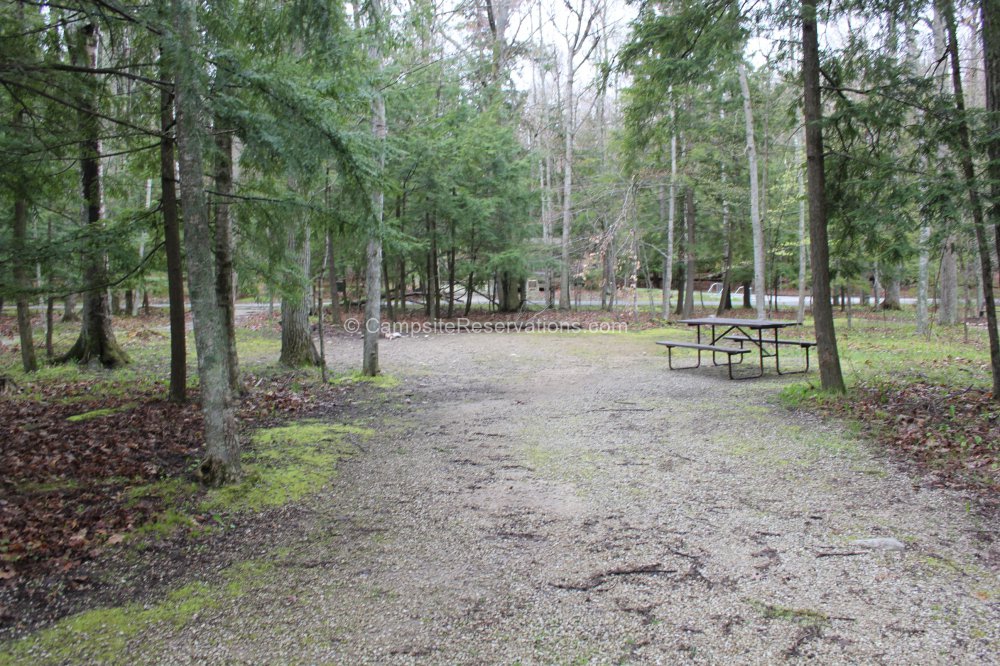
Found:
722,334 -> 816,349
721,335 -> 816,374
655,340 -> 751,379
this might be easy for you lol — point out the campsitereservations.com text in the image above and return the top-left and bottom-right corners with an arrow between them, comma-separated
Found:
342,318 -> 628,335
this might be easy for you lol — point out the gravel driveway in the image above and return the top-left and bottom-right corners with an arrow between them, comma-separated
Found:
136,330 -> 998,663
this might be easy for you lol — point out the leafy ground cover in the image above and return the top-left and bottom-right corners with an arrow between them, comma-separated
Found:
0,313 -> 359,607
783,313 -> 999,503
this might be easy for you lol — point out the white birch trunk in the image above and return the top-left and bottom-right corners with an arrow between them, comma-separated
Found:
738,62 -> 766,319
559,47 -> 574,311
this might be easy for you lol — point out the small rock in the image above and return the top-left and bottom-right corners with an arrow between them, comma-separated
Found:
850,537 -> 906,551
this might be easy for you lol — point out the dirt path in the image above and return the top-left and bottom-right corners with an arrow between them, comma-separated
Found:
88,332 -> 1000,662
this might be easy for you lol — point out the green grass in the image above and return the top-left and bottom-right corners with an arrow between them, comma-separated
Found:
835,317 -> 991,388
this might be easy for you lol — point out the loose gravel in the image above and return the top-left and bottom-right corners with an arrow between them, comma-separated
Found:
45,331 -> 1000,663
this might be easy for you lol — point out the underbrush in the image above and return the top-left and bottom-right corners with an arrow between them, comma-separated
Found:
0,312 -> 373,586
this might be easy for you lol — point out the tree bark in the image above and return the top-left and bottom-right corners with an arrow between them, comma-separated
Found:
213,125 -> 240,390
171,0 -> 240,485
738,62 -> 766,319
326,229 -> 342,325
802,0 -> 846,392
559,46 -> 575,311
160,54 -> 186,404
447,223 -> 457,318
986,0 -> 1000,273
13,196 -> 37,373
974,0 -> 1000,395
939,241 -> 960,323
61,22 -> 129,369
717,167 -> 733,316
361,0 -> 386,377
796,129 -> 808,324
682,185 -> 695,318
663,126 -> 677,320
62,293 -> 78,322
917,224 -> 930,334
882,277 -> 902,310
280,223 -> 321,367
45,296 -> 54,359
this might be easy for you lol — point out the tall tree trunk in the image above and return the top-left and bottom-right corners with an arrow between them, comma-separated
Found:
802,0 -> 846,392
62,294 -> 78,322
717,191 -> 733,316
663,126 -> 677,320
938,243 -> 958,325
171,0 -> 240,485
13,196 -> 37,372
280,222 -> 320,367
674,264 -> 685,316
382,259 -> 394,321
882,277 -> 902,310
61,22 -> 129,369
213,125 -> 240,390
986,0 -> 1000,277
682,185 -> 695,318
398,257 -> 406,315
160,54 -> 186,403
362,0 -> 386,377
917,224 -> 931,334
327,228 -> 342,325
738,62 -> 766,319
658,180 -> 669,317
45,297 -> 54,359
464,270 -> 476,317
602,221 -> 616,311
429,211 -> 439,318
796,129 -> 808,324
559,48 -> 575,311
447,225 -> 457,318
962,0 -> 1000,395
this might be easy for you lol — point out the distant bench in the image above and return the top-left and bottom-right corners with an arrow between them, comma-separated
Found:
655,341 -> 751,380
723,335 -> 817,374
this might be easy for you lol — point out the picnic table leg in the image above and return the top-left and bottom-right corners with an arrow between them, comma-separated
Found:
772,327 -> 779,373
728,326 -> 763,380
776,342 -> 811,375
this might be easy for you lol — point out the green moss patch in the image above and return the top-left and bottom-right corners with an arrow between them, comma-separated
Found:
331,371 -> 400,389
202,421 -> 370,513
0,560 -> 274,665
66,405 -> 134,422
756,602 -> 829,627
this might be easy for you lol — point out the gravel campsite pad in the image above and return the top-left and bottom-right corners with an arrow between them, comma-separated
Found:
7,330 -> 1000,663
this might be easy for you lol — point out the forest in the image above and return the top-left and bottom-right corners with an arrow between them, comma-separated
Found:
4,0 -> 1000,481
2,1 -> 1000,659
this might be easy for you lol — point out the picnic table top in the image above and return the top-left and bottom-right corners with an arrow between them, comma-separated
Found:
678,317 -> 801,329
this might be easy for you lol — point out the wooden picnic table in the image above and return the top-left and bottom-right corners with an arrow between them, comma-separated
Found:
656,317 -> 814,380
